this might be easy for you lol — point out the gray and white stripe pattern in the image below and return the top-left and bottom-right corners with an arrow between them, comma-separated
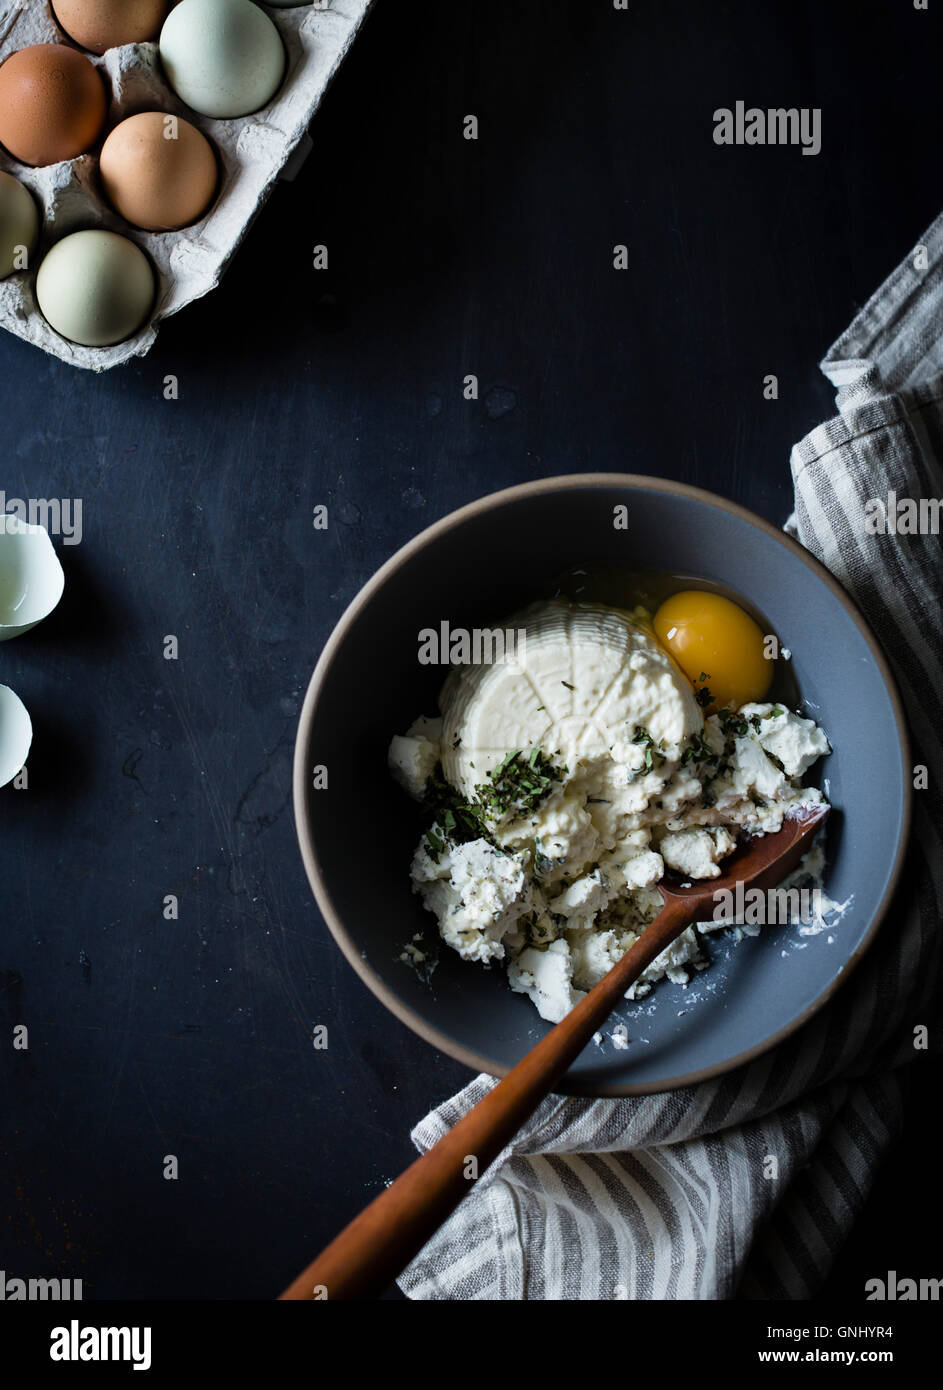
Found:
399,214 -> 943,1300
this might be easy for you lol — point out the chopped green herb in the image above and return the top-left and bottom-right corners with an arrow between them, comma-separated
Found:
534,849 -> 554,878
419,749 -> 568,854
680,730 -> 718,768
632,725 -> 667,768
478,748 -> 567,821
717,710 -> 750,739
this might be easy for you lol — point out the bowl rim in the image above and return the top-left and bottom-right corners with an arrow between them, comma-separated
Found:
292,472 -> 913,1097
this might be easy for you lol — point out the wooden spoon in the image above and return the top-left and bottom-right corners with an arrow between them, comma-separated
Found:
279,803 -> 829,1301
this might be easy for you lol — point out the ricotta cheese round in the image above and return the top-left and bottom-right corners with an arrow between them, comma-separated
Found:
440,600 -> 703,797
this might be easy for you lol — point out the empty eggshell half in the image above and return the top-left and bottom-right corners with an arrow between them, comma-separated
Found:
0,683 -> 32,788
36,229 -> 156,347
0,515 -> 65,640
100,112 -> 218,231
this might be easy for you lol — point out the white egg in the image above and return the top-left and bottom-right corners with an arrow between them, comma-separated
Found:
0,172 -> 39,280
159,0 -> 285,119
36,230 -> 155,348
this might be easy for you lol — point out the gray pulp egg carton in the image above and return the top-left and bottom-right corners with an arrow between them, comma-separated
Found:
0,0 -> 372,370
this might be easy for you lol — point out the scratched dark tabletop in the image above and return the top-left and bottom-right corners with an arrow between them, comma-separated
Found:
1,0 -> 939,1301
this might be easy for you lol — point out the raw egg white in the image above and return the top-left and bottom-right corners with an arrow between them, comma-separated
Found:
653,589 -> 773,710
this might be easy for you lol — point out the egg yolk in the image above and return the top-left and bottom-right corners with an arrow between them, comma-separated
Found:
653,590 -> 773,710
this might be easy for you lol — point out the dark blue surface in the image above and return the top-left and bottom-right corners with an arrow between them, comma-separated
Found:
1,0 -> 940,1299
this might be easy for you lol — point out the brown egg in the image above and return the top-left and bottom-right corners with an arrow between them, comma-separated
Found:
100,112 -> 218,232
52,0 -> 169,56
0,45 -> 106,167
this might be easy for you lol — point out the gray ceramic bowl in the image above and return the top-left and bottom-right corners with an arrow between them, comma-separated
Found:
293,475 -> 911,1096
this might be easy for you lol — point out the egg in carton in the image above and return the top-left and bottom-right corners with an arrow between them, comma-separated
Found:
0,0 -> 372,371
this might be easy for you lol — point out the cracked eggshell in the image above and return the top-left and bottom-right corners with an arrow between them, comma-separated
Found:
0,684 -> 31,788
0,515 -> 65,641
159,0 -> 285,119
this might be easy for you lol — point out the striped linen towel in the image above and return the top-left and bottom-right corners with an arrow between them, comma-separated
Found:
398,214 -> 943,1301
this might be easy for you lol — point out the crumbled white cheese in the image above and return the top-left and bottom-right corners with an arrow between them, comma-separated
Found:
628,927 -> 705,998
508,939 -> 585,1023
618,849 -> 665,891
740,703 -> 831,777
411,838 -> 531,964
498,786 -> 601,885
730,734 -> 788,800
567,929 -> 627,990
659,826 -> 736,880
388,715 -> 443,800
549,868 -> 614,923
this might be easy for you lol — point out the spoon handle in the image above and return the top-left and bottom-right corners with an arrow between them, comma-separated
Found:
278,893 -> 695,1301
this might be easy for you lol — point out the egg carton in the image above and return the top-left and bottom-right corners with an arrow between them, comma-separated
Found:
0,0 -> 372,370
